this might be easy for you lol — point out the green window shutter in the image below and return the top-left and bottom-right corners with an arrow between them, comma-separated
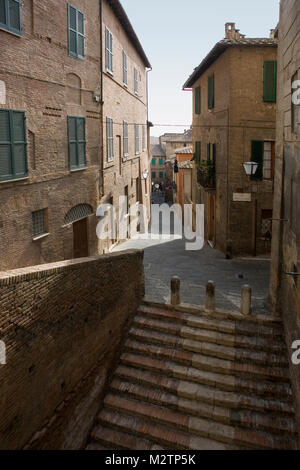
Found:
212,143 -> 216,163
68,116 -> 86,170
195,86 -> 201,115
251,141 -> 264,181
159,172 -> 164,179
0,109 -> 27,181
159,158 -> 164,165
152,172 -> 156,179
207,143 -> 211,160
208,75 -> 215,109
263,61 -> 277,103
0,0 -> 22,35
68,4 -> 85,59
151,158 -> 156,166
194,141 -> 201,166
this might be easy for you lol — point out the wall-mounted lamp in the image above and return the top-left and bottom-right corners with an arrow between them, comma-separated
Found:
242,162 -> 259,177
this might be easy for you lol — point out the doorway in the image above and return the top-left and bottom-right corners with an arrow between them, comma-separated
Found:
73,218 -> 89,258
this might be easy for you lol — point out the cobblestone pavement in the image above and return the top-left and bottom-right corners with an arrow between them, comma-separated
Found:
113,193 -> 270,314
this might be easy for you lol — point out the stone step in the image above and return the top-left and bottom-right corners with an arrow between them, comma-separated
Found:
98,408 -> 241,450
115,365 -> 295,416
138,304 -> 283,339
120,353 -> 293,400
90,425 -> 165,450
110,378 -> 296,435
103,393 -> 297,450
128,327 -> 288,367
124,338 -> 289,382
132,316 -> 286,354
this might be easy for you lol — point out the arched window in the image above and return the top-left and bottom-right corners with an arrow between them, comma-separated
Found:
64,204 -> 93,225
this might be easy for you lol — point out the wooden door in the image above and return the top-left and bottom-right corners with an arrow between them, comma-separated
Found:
73,218 -> 89,258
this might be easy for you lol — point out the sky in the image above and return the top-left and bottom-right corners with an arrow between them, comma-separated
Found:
121,0 -> 280,137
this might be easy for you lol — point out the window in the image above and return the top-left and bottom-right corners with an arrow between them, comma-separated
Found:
134,68 -> 138,94
123,51 -> 127,86
195,86 -> 201,115
263,61 -> 277,103
142,125 -> 146,150
251,140 -> 274,181
68,116 -> 86,170
208,74 -> 215,109
159,172 -> 164,179
263,141 -> 275,179
68,4 -> 85,59
159,158 -> 164,166
151,158 -> 156,166
135,124 -> 139,154
292,71 -> 299,133
207,143 -> 211,159
123,121 -> 128,156
32,209 -> 47,238
0,0 -> 22,35
105,27 -> 113,74
106,117 -> 114,162
0,109 -> 27,181
152,171 -> 156,179
193,141 -> 201,167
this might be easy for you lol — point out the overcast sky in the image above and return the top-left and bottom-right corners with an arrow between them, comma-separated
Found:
121,0 -> 280,137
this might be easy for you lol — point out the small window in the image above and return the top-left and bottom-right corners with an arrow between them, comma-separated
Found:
263,141 -> 275,179
0,109 -> 27,181
142,125 -> 146,151
151,158 -> 156,166
195,86 -> 201,115
105,27 -> 113,74
263,61 -> 277,103
32,209 -> 47,238
106,117 -> 114,161
159,158 -> 164,166
0,0 -> 22,35
123,51 -> 127,86
134,68 -> 138,94
152,171 -> 156,179
68,4 -> 85,59
159,172 -> 164,179
208,75 -> 215,109
123,121 -> 128,156
135,124 -> 139,155
68,116 -> 86,170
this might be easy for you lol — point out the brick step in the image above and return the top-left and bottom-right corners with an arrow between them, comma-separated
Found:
97,408 -> 241,450
120,353 -> 293,400
89,425 -> 165,450
132,316 -> 286,354
115,365 -> 295,415
124,338 -> 289,382
138,304 -> 283,339
110,378 -> 296,435
103,393 -> 297,450
128,327 -> 288,367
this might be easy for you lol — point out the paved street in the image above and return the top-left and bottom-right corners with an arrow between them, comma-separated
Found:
113,194 -> 271,314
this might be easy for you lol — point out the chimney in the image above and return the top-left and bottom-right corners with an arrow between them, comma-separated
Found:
269,29 -> 275,39
225,23 -> 246,40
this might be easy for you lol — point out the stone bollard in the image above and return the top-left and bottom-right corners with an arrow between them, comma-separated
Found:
171,276 -> 181,306
205,281 -> 215,312
241,285 -> 252,315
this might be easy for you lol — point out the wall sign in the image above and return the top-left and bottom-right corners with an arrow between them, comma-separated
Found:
233,193 -> 252,202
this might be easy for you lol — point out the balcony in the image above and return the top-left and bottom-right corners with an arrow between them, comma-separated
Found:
197,159 -> 216,190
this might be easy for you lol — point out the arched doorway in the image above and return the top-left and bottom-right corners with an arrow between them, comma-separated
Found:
65,204 -> 93,259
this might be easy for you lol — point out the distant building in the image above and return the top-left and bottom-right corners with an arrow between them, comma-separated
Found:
173,147 -> 194,209
159,129 -> 192,159
183,23 -> 277,256
150,144 -> 166,186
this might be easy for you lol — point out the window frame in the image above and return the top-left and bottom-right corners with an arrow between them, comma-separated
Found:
68,4 -> 85,60
32,208 -> 48,239
0,108 -> 28,181
123,51 -> 128,87
135,124 -> 139,155
106,117 -> 114,162
105,26 -> 113,74
142,125 -> 146,151
0,0 -> 22,36
134,67 -> 139,94
67,116 -> 87,171
195,86 -> 201,115
123,120 -> 128,157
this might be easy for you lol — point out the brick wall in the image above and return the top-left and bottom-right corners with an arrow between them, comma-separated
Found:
0,249 -> 144,450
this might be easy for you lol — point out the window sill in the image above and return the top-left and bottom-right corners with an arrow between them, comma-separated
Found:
0,24 -> 22,37
33,233 -> 50,242
70,167 -> 87,173
0,176 -> 29,184
69,52 -> 85,61
106,69 -> 114,76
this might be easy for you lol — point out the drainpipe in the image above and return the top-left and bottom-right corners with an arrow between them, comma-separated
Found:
99,0 -> 104,197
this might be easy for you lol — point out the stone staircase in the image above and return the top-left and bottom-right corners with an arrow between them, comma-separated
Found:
86,302 -> 298,450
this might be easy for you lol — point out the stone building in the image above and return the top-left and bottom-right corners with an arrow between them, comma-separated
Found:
173,146 -> 194,209
159,129 -> 192,159
183,23 -> 278,256
0,0 -> 151,270
101,0 -> 151,250
269,0 -> 300,433
150,143 -> 166,185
